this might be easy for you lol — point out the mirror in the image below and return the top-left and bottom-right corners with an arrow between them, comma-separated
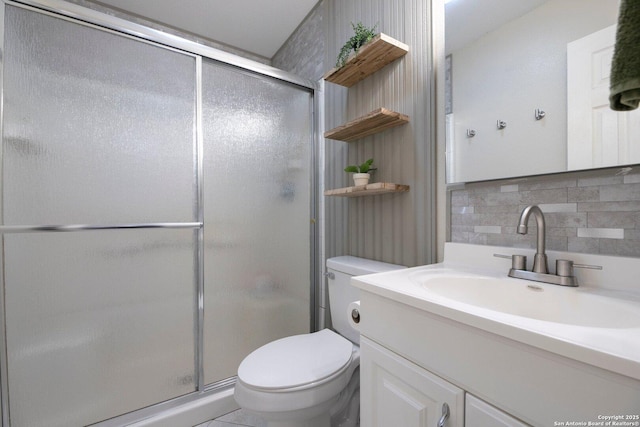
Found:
445,0 -> 640,183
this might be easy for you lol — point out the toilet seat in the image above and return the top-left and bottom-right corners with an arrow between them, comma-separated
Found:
238,329 -> 354,391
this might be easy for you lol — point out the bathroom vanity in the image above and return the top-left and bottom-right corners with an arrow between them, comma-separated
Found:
353,243 -> 640,426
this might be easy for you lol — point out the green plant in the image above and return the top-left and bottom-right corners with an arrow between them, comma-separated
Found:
335,22 -> 378,68
344,158 -> 374,174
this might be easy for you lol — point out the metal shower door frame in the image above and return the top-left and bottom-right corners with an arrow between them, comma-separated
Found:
0,1 -> 320,425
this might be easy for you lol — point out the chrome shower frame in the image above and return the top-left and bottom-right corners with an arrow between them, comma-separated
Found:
0,1 -> 320,425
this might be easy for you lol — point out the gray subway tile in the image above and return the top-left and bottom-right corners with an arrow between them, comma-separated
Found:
568,186 -> 600,202
518,177 -> 577,191
474,204 -> 522,214
546,236 -> 569,252
577,175 -> 624,187
474,225 -> 502,234
599,183 -> 640,202
468,233 -> 488,245
469,191 -> 521,206
577,201 -> 640,212
624,230 -> 640,240
624,173 -> 640,184
520,188 -> 568,204
451,191 -> 469,207
544,212 -> 587,228
587,211 -> 638,229
476,213 -> 521,227
546,227 -> 578,237
451,231 -> 470,243
451,206 -> 475,214
568,237 -> 601,254
448,167 -> 640,257
539,203 -> 577,213
500,184 -> 519,192
487,232 -> 536,249
598,239 -> 640,257
451,213 -> 477,226
451,225 -> 475,233
466,182 -> 504,194
577,228 -> 624,239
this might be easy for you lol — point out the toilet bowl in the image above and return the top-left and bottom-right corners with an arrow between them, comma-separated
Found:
234,256 -> 406,427
235,329 -> 359,427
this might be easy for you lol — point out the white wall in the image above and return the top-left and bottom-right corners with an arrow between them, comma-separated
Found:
449,0 -> 618,183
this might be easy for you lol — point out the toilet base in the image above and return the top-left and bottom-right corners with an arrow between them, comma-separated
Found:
241,369 -> 360,427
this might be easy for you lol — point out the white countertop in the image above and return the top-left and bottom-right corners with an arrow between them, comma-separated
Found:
352,243 -> 640,381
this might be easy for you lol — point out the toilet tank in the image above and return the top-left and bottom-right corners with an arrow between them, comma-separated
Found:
326,256 -> 406,345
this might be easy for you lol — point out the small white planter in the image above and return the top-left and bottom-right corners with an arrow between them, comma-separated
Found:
353,173 -> 370,186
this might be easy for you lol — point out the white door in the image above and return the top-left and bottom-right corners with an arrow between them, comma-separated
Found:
465,394 -> 531,427
360,337 -> 464,427
567,24 -> 640,170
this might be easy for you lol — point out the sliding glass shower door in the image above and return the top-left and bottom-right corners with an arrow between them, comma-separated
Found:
201,61 -> 313,384
1,5 -> 198,426
0,3 -> 315,426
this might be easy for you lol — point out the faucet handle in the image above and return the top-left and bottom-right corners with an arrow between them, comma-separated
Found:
511,255 -> 527,270
556,260 -> 603,277
574,263 -> 603,270
556,259 -> 574,277
493,253 -> 527,270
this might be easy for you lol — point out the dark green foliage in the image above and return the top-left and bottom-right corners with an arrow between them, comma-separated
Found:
344,158 -> 374,174
336,22 -> 378,68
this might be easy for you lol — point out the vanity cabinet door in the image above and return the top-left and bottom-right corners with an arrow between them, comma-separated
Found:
361,337 -> 464,427
465,394 -> 531,427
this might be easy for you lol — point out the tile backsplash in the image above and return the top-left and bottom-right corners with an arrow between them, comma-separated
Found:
449,167 -> 640,257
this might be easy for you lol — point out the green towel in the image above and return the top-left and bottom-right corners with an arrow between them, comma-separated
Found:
609,0 -> 640,111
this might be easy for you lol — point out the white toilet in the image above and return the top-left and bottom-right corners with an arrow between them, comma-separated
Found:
234,256 -> 406,427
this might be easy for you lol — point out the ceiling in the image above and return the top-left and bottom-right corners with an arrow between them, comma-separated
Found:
87,0 -> 549,60
88,0 -> 319,59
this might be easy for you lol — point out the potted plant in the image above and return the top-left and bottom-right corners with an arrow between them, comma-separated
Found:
336,22 -> 378,68
344,158 -> 374,186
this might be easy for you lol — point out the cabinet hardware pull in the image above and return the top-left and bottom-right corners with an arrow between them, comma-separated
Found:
438,402 -> 450,427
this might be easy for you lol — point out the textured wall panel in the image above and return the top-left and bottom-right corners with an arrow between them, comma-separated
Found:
449,167 -> 640,257
324,0 -> 436,267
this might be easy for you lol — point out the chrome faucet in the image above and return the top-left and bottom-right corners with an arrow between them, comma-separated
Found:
516,205 -> 548,274
505,204 -> 593,287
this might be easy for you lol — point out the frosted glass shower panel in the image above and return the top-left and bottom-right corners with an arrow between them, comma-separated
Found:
3,229 -> 197,427
2,6 -> 197,225
202,60 -> 313,384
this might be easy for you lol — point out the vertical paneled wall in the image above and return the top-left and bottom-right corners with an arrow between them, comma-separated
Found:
275,0 -> 437,268
325,0 -> 436,267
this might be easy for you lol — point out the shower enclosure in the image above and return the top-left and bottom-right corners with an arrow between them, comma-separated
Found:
0,1 -> 317,426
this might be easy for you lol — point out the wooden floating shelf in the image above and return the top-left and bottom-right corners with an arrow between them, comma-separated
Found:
324,182 -> 410,197
324,33 -> 409,87
324,108 -> 409,142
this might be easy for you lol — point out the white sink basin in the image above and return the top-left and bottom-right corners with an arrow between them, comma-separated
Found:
408,269 -> 640,328
351,243 -> 640,382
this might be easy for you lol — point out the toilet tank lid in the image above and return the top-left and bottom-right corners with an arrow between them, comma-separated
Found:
326,256 -> 406,276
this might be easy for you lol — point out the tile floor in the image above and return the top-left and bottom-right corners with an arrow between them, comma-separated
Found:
194,409 -> 265,427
